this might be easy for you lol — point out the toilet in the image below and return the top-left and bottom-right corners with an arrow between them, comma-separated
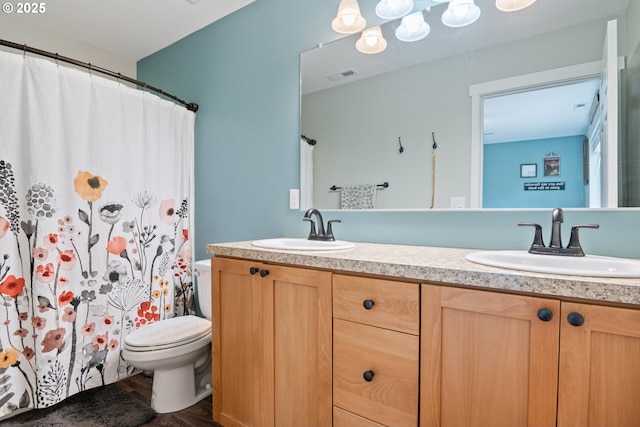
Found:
121,259 -> 213,413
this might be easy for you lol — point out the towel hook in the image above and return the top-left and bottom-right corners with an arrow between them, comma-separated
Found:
398,136 -> 404,154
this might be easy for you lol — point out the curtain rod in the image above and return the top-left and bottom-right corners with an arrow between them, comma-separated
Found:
0,39 -> 199,112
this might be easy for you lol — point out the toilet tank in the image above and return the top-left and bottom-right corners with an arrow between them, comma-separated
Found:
194,259 -> 212,320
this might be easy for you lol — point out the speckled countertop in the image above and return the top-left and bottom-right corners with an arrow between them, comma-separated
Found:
206,241 -> 640,307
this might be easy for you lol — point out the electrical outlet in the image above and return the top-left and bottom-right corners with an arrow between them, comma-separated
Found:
289,189 -> 300,209
450,197 -> 466,209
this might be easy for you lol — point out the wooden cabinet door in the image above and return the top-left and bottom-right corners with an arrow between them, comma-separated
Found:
558,302 -> 640,427
212,257 -> 332,427
262,264 -> 333,427
212,257 -> 265,427
421,284 -> 560,427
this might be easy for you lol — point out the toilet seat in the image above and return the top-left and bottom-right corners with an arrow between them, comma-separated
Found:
124,315 -> 212,352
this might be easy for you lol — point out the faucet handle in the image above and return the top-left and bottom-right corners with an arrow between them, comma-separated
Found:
325,219 -> 341,241
303,217 -> 317,239
518,222 -> 545,249
566,224 -> 599,256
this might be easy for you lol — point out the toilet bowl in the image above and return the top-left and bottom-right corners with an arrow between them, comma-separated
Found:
121,259 -> 213,413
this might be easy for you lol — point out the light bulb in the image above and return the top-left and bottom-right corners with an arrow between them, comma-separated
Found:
441,0 -> 480,28
365,36 -> 378,46
375,0 -> 414,20
406,21 -> 419,32
356,26 -> 387,54
332,0 -> 366,34
453,6 -> 468,17
342,15 -> 356,26
395,10 -> 430,42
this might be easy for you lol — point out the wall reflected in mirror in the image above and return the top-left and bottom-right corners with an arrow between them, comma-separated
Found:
482,79 -> 602,209
301,0 -> 640,210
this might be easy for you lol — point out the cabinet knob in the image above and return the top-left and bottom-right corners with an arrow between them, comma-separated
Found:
259,269 -> 270,278
363,370 -> 375,382
363,299 -> 375,310
567,312 -> 585,327
249,267 -> 260,275
537,308 -> 554,322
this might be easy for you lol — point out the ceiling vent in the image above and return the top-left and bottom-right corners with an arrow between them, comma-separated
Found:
326,69 -> 359,81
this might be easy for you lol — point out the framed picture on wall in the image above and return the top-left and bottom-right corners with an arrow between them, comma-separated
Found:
543,151 -> 561,176
520,163 -> 537,178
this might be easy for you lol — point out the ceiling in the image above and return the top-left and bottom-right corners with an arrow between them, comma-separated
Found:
5,0 -> 255,61
483,79 -> 601,144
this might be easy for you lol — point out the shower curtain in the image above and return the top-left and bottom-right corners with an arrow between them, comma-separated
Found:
0,50 -> 195,419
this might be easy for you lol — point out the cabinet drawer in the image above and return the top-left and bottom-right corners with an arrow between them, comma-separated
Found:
333,319 -> 419,427
333,274 -> 419,334
334,406 -> 385,427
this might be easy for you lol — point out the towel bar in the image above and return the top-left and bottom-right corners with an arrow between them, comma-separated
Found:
330,182 -> 389,191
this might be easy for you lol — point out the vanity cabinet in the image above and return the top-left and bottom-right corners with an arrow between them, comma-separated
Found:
208,241 -> 640,427
211,257 -> 332,427
333,274 -> 420,427
421,284 -> 640,427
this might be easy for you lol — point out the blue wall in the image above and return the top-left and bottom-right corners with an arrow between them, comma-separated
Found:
138,0 -> 640,260
484,136 -> 586,208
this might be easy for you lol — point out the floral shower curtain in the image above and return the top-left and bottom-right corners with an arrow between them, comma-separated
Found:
0,50 -> 195,419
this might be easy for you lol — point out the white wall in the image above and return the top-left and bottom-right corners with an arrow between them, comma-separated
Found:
0,16 -> 136,76
303,19 -> 612,210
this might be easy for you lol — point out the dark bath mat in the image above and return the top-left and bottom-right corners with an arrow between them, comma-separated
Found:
0,383 -> 156,426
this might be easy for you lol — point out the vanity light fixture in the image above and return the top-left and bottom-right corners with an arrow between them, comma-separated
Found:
356,26 -> 387,54
495,0 -> 536,12
340,0 -> 533,54
332,0 -> 367,34
375,0 -> 414,20
395,10 -> 431,42
441,0 -> 481,27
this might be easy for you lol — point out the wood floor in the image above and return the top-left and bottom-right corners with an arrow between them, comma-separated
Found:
115,372 -> 222,426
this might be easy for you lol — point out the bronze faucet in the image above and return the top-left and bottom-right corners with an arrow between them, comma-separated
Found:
518,208 -> 599,256
303,208 -> 341,241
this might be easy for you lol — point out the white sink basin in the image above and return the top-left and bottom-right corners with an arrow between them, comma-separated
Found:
252,238 -> 354,251
465,250 -> 640,278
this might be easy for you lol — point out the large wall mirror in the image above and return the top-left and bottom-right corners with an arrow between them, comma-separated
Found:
301,0 -> 640,210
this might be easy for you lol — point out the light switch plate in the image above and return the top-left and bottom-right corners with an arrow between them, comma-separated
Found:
450,196 -> 466,209
289,189 -> 300,209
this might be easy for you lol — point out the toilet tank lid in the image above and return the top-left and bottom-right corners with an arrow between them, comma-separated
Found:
194,259 -> 210,273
